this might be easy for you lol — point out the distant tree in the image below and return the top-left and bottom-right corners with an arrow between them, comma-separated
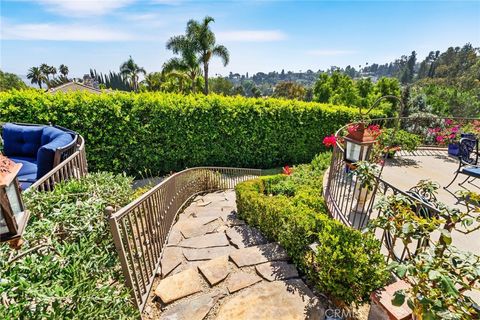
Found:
209,77 -> 234,95
165,35 -> 202,93
184,16 -> 230,95
142,72 -> 164,91
27,66 -> 47,89
251,86 -> 262,98
400,51 -> 416,84
59,64 -> 69,77
0,70 -> 27,91
273,81 -> 306,100
313,73 -> 332,103
90,69 -> 132,91
233,85 -> 245,96
120,56 -> 146,92
39,63 -> 50,81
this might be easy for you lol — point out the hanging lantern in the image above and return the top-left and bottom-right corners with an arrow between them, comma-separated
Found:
344,123 -> 377,164
0,155 -> 29,249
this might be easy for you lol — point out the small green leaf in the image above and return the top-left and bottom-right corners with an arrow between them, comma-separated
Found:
392,291 -> 406,306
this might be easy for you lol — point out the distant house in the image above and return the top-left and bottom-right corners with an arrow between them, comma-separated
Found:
48,81 -> 102,94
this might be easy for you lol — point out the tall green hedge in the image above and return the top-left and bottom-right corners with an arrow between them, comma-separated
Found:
0,90 -> 381,176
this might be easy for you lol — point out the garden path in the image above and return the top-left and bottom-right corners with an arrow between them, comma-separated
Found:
143,190 -> 325,320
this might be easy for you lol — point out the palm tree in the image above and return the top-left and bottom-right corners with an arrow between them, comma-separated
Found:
120,56 -> 146,91
48,66 -> 57,79
39,63 -> 50,81
59,64 -> 69,77
165,36 -> 202,93
186,16 -> 230,95
27,66 -> 46,89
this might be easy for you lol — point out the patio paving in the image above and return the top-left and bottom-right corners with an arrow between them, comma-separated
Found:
143,190 -> 325,320
382,149 -> 480,303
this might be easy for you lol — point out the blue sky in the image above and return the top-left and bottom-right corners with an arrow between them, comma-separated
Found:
1,0 -> 479,78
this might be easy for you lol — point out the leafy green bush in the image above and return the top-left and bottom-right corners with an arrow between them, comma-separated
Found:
235,153 -> 388,305
0,173 -> 139,319
379,128 -> 422,152
0,90 -> 383,176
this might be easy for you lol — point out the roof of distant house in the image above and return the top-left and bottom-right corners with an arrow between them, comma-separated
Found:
48,81 -> 102,94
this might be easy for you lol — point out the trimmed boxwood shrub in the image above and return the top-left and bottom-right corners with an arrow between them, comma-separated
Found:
0,173 -> 139,319
0,90 -> 383,176
235,153 -> 388,305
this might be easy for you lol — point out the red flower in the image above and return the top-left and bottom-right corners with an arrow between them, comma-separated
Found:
323,134 -> 337,148
283,166 -> 293,176
347,124 -> 359,134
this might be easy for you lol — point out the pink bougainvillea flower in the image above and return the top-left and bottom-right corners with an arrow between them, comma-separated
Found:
323,134 -> 337,148
436,135 -> 445,143
449,133 -> 456,140
451,126 -> 459,133
347,124 -> 359,134
283,165 -> 293,176
445,119 -> 453,126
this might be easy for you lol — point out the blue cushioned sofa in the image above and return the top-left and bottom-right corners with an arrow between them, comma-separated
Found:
1,123 -> 77,190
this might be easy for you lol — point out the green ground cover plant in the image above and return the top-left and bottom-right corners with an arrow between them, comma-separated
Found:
0,90 -> 383,176
235,153 -> 389,305
0,173 -> 139,319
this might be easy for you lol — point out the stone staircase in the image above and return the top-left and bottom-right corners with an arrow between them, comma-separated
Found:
143,190 -> 324,320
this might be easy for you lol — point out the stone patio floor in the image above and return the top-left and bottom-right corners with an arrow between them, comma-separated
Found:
382,149 -> 480,303
143,190 -> 326,320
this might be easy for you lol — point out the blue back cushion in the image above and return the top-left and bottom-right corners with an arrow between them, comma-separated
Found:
41,126 -> 66,145
2,123 -> 44,158
37,133 -> 74,179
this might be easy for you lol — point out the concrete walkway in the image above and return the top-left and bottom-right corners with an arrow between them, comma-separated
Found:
143,190 -> 325,320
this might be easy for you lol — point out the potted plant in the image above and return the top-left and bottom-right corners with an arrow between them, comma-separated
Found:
350,161 -> 380,213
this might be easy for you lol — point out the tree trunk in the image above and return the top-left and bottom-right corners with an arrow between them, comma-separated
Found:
38,81 -> 42,89
204,63 -> 209,95
191,74 -> 196,93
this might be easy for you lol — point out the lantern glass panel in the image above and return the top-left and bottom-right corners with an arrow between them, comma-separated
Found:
346,140 -> 362,163
0,206 -> 8,234
6,182 -> 22,216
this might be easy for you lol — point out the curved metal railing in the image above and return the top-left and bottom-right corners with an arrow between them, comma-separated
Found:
324,116 -> 479,261
108,166 -> 261,311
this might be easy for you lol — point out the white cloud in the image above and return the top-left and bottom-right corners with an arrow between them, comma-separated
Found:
216,30 -> 287,42
151,0 -> 182,5
36,0 -> 134,16
306,49 -> 356,56
1,22 -> 133,41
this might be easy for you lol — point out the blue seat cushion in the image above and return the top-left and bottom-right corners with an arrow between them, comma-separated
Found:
8,156 -> 38,176
41,126 -> 68,145
2,123 -> 44,158
37,133 -> 74,179
463,166 -> 480,178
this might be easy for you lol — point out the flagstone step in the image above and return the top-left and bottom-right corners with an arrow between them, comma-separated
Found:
255,261 -> 299,281
226,272 -> 263,293
215,279 -> 324,320
159,290 -> 227,320
176,232 -> 230,249
229,243 -> 290,267
198,255 -> 230,286
154,268 -> 204,304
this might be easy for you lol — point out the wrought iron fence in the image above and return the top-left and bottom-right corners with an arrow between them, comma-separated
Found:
324,116 -> 478,261
108,167 -> 261,311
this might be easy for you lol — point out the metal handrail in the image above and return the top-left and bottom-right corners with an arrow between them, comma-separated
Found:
108,166 -> 261,311
325,116 -> 479,261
